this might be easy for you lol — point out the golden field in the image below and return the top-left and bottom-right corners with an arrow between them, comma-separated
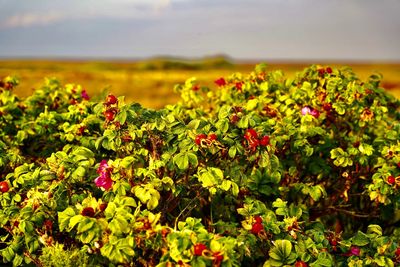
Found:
0,58 -> 399,109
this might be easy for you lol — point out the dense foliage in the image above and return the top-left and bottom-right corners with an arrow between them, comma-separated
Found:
0,64 -> 399,266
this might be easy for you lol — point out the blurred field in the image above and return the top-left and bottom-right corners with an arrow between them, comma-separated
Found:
0,57 -> 399,109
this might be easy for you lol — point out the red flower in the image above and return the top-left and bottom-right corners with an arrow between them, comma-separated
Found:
326,67 -> 333,74
215,78 -> 226,87
192,84 -> 200,91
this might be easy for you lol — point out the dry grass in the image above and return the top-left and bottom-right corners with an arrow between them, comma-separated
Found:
0,59 -> 399,109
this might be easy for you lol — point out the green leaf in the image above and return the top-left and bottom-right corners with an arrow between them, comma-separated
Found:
173,152 -> 189,170
332,102 -> 346,115
359,143 -> 374,156
187,152 -> 198,167
215,118 -> 229,133
121,156 -> 136,168
268,240 -> 295,265
246,99 -> 259,111
310,252 -> 333,267
58,207 -> 76,231
228,146 -> 237,158
77,219 -> 94,233
352,231 -> 370,246
367,224 -> 382,237
109,215 -> 129,234
237,115 -> 249,129
218,105 -> 231,119
69,215 -> 84,230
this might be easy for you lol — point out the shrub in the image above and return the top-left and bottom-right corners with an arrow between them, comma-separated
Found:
0,64 -> 399,266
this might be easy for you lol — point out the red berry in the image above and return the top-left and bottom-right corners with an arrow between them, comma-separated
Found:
105,94 -> 118,105
81,207 -> 95,217
244,129 -> 258,140
193,243 -> 207,256
330,239 -> 338,246
192,84 -> 200,91
0,181 -> 10,193
104,109 -> 116,121
323,103 -> 332,111
326,67 -> 333,74
318,68 -> 325,76
99,203 -> 108,212
260,135 -> 270,146
248,139 -> 260,150
230,114 -> 239,124
395,247 -> 400,256
77,126 -> 86,135
208,133 -> 217,141
44,219 -> 53,231
195,134 -> 207,145
397,162 -> 400,168
254,215 -> 262,224
235,82 -> 243,91
295,261 -> 308,267
387,175 -> 396,185
213,252 -> 224,262
251,222 -> 263,234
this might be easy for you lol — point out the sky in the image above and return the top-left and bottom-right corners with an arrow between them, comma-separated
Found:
0,0 -> 399,61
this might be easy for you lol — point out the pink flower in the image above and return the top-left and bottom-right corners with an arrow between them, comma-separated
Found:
344,246 -> 360,257
81,90 -> 90,100
94,160 -> 113,190
94,173 -> 113,190
301,106 -> 312,116
310,109 -> 320,118
97,160 -> 109,174
215,78 -> 226,87
301,106 -> 320,118
350,246 -> 360,256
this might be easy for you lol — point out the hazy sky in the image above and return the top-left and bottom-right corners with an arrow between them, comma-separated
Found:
0,0 -> 399,60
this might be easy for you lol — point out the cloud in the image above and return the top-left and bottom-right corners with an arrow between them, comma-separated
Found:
0,0 -> 183,29
0,12 -> 64,29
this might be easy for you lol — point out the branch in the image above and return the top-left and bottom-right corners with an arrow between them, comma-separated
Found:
24,251 -> 43,267
327,206 -> 379,218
